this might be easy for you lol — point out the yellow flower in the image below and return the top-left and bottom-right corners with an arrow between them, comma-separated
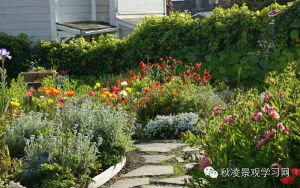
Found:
94,85 -> 98,89
125,87 -> 132,93
10,101 -> 20,107
101,94 -> 107,98
96,83 -> 101,87
48,99 -> 54,104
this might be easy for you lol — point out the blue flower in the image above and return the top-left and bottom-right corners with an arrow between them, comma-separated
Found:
0,48 -> 12,60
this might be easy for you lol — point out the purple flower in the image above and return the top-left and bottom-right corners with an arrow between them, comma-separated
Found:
0,48 -> 12,60
268,10 -> 280,17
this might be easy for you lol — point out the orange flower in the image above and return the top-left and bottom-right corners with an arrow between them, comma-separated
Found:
65,91 -> 74,97
166,107 -> 170,111
173,92 -> 177,97
58,101 -> 64,107
106,102 -> 111,106
144,87 -> 150,92
42,88 -> 48,94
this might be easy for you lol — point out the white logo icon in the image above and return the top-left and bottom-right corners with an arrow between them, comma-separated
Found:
204,166 -> 219,178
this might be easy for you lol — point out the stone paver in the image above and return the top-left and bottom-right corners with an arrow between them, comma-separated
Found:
110,178 -> 149,188
182,146 -> 200,152
154,176 -> 191,185
135,142 -> 186,153
141,186 -> 178,188
175,157 -> 184,163
124,165 -> 174,177
143,155 -> 175,164
184,163 -> 196,170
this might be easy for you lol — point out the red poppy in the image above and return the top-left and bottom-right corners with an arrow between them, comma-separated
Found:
130,73 -> 135,77
106,102 -> 111,106
178,60 -> 182,64
291,168 -> 300,176
65,91 -> 74,97
89,91 -> 95,96
280,176 -> 295,184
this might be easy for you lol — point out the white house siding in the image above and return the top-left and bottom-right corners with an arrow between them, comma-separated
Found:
56,0 -> 91,22
0,0 -> 51,41
118,0 -> 164,15
96,0 -> 109,23
119,25 -> 134,39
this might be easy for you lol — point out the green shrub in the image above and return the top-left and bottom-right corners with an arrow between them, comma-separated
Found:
182,62 -> 300,187
0,33 -> 33,78
220,0 -> 295,11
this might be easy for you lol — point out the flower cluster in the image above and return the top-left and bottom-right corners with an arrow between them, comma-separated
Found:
262,104 -> 280,120
255,125 -> 277,148
198,153 -> 213,170
251,109 -> 263,122
223,114 -> 239,124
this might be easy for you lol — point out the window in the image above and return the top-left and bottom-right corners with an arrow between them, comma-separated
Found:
196,0 -> 201,9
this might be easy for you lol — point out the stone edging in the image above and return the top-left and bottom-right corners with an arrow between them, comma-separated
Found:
87,157 -> 127,188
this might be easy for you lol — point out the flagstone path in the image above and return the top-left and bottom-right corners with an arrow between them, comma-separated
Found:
106,140 -> 202,188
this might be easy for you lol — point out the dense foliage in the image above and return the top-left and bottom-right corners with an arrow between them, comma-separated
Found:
183,62 -> 300,187
0,1 -> 299,88
220,0 -> 295,10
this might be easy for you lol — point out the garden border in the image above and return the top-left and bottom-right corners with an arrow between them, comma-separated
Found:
87,157 -> 127,188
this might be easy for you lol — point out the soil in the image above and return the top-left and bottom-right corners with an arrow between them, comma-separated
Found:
102,150 -> 146,187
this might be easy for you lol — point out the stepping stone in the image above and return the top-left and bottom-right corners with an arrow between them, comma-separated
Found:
110,178 -> 149,188
184,163 -> 196,170
143,155 -> 175,164
135,143 -> 186,153
176,157 -> 184,163
124,165 -> 174,177
182,146 -> 200,152
154,176 -> 191,185
141,186 -> 178,188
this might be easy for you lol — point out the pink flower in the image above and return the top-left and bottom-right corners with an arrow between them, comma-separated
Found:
280,92 -> 285,97
263,104 -> 274,113
283,127 -> 290,135
268,10 -> 280,17
251,109 -> 263,122
224,114 -> 239,124
263,93 -> 273,102
26,91 -> 32,96
270,110 -> 280,120
29,88 -> 35,92
198,153 -> 212,170
213,107 -> 221,115
277,123 -> 285,131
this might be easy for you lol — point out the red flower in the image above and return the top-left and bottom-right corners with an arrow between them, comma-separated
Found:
106,102 -> 111,106
159,57 -> 163,61
172,63 -> 175,67
204,81 -> 208,86
169,73 -> 173,77
161,77 -> 165,81
178,60 -> 182,64
130,73 -> 135,77
168,56 -> 173,61
148,62 -> 152,67
291,168 -> 300,176
29,88 -> 36,92
65,91 -> 74,97
89,91 -> 95,96
280,176 -> 295,184
140,61 -> 145,71
204,72 -> 210,77
201,62 -> 204,65
112,86 -> 119,94
186,66 -> 191,69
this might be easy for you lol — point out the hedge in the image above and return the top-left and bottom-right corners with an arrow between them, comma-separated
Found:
1,1 -> 299,88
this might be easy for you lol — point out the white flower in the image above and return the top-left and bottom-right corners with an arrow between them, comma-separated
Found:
121,81 -> 128,86
120,90 -> 128,97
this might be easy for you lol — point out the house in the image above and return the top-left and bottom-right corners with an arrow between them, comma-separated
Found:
0,0 -> 167,42
171,0 -> 217,15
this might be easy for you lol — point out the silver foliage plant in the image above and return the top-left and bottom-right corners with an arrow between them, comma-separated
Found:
144,112 -> 199,138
